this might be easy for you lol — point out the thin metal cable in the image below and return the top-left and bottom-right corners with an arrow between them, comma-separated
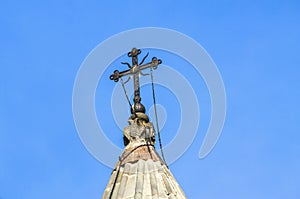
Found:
150,67 -> 167,166
120,77 -> 132,108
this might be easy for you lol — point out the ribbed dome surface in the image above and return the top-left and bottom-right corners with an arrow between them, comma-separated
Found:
102,117 -> 187,199
102,145 -> 186,199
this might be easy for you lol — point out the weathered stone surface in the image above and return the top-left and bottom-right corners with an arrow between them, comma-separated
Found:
102,117 -> 187,199
102,159 -> 187,199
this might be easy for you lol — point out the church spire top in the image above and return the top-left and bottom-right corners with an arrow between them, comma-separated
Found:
103,48 -> 187,199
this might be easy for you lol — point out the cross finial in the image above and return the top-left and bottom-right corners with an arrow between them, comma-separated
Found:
110,48 -> 162,116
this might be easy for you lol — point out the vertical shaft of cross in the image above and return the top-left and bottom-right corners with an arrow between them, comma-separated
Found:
131,48 -> 141,105
128,48 -> 145,114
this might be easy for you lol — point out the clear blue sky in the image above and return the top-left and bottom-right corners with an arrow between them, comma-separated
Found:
1,0 -> 300,198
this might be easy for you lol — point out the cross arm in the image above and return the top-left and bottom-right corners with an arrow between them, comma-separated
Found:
109,57 -> 162,82
138,57 -> 162,71
109,68 -> 131,82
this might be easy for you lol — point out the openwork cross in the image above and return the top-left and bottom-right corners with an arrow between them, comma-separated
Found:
110,48 -> 162,113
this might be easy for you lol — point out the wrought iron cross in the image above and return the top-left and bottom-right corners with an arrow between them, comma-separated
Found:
110,48 -> 162,113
